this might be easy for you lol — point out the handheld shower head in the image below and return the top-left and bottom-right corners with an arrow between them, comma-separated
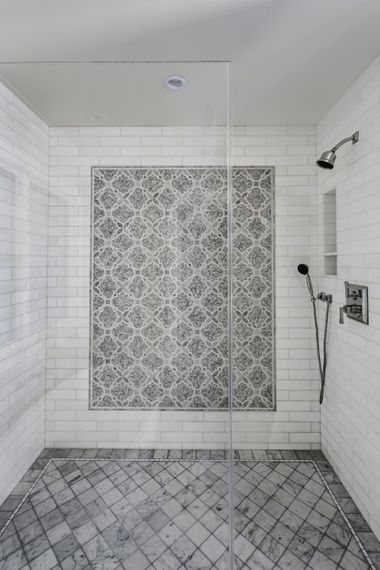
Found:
316,131 -> 359,170
297,263 -> 314,299
296,263 -> 332,405
297,263 -> 309,276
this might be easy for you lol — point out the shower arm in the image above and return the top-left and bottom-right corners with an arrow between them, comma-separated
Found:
331,131 -> 359,152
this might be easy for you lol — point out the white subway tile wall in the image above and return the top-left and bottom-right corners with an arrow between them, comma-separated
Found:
317,55 -> 380,539
0,82 -> 49,505
46,125 -> 319,450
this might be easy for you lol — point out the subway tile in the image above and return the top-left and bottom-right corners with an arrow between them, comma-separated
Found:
1,104 -> 320,456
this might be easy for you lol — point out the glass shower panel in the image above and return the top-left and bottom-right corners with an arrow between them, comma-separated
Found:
0,61 -> 234,568
231,162 -> 276,567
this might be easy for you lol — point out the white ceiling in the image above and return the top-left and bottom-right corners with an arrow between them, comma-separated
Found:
0,0 -> 380,126
0,62 -> 229,127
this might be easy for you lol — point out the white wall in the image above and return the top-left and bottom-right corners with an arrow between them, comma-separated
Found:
0,82 -> 49,504
46,125 -> 319,449
317,55 -> 380,539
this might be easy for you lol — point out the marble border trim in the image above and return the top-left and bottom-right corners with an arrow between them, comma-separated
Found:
0,456 -> 376,568
313,462 -> 376,570
0,459 -> 53,540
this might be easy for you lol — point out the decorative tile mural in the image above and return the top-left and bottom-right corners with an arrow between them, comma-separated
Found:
233,168 -> 274,408
90,167 -> 274,410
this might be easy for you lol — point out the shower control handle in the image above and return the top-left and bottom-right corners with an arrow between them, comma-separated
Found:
339,305 -> 347,324
339,302 -> 364,324
340,282 -> 369,325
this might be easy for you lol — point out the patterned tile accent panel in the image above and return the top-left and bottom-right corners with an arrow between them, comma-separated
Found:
232,168 -> 274,408
1,451 -> 379,569
90,167 -> 274,409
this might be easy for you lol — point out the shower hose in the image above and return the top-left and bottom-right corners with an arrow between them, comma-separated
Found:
306,274 -> 331,404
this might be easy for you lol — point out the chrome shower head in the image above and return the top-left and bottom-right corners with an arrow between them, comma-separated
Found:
316,131 -> 359,170
316,150 -> 336,170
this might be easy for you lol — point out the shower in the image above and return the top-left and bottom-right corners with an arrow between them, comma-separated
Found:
316,130 -> 359,169
297,264 -> 332,403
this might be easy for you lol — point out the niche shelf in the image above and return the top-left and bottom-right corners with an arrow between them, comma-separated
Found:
323,189 -> 337,275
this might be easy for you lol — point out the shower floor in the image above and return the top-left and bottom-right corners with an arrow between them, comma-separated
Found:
0,450 -> 379,570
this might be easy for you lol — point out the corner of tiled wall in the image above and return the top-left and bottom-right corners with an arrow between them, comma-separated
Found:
317,54 -> 380,539
0,80 -> 49,505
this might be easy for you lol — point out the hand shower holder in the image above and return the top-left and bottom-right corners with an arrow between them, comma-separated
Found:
317,292 -> 333,304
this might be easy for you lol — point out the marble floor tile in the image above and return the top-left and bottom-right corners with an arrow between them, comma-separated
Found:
0,450 -> 379,569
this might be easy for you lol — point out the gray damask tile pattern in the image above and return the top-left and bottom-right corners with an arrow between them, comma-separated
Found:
90,167 -> 274,409
232,168 -> 274,408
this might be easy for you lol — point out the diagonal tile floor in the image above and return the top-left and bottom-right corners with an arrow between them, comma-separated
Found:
233,460 -> 378,570
0,450 -> 379,569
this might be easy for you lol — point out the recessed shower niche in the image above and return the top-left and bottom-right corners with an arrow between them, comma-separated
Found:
323,188 -> 337,275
